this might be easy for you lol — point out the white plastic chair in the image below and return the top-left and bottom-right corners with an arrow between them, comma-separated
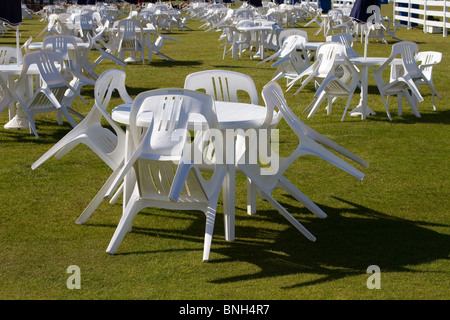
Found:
383,16 -> 406,41
36,13 -> 60,39
33,69 -> 132,222
78,32 -> 127,81
219,26 -> 251,60
277,28 -> 309,50
260,35 -> 311,89
14,51 -> 85,138
73,13 -> 96,40
115,19 -> 145,64
150,33 -> 182,61
184,69 -> 259,105
103,88 -> 227,262
235,81 -> 368,241
326,33 -> 360,59
373,41 -> 440,120
299,43 -> 361,121
415,51 -> 442,111
42,35 -> 92,110
42,35 -> 95,85
31,69 -> 131,171
325,9 -> 353,36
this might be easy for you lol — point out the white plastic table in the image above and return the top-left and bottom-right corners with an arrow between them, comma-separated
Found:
27,40 -> 90,51
236,25 -> 276,59
111,100 -> 281,242
0,63 -> 40,130
346,56 -> 402,119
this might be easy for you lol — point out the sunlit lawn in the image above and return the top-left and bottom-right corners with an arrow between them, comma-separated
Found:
0,3 -> 448,300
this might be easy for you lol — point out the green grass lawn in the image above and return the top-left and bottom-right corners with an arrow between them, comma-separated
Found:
0,3 -> 448,300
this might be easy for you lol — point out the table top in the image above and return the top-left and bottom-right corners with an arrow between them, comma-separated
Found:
237,25 -> 275,32
111,100 -> 281,130
304,41 -> 325,51
27,41 -> 90,51
0,63 -> 40,75
348,56 -> 402,66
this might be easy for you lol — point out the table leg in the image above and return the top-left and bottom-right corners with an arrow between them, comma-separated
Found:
223,163 -> 235,242
4,74 -> 31,130
349,65 -> 376,119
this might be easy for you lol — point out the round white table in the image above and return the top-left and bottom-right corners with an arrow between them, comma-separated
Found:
111,100 -> 281,242
346,56 -> 402,119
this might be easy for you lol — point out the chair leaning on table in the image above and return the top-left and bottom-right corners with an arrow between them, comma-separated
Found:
258,35 -> 311,89
31,69 -> 131,171
373,41 -> 441,120
298,42 -> 361,121
235,81 -> 369,241
115,19 -> 146,65
414,51 -> 442,111
31,69 -> 133,226
14,51 -> 85,138
102,89 -> 227,262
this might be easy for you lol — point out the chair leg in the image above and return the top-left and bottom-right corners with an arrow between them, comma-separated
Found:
247,177 -> 257,215
260,188 -> 316,242
203,208 -> 216,262
397,93 -> 403,116
307,93 -> 326,118
76,164 -> 124,224
432,93 -> 437,111
278,176 -> 327,219
341,95 -> 354,121
106,198 -> 142,254
380,95 -> 392,121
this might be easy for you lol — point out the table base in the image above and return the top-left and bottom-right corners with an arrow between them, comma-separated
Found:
349,105 -> 376,117
4,108 -> 29,130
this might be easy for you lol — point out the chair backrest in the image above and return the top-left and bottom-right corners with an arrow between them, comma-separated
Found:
326,33 -> 360,58
129,88 -> 219,166
235,8 -> 254,20
328,9 -> 343,22
315,42 -> 347,77
278,35 -> 305,58
273,35 -> 310,76
21,51 -> 68,94
261,81 -> 367,177
94,69 -> 133,116
415,51 -> 442,82
0,46 -> 21,64
184,69 -> 259,104
42,35 -> 79,66
262,81 -> 306,137
390,41 -> 421,77
278,29 -> 308,47
118,19 -> 141,40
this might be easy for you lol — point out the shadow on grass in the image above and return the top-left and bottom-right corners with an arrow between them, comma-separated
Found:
205,196 -> 449,287
149,60 -> 203,68
366,109 -> 450,124
86,195 -> 449,288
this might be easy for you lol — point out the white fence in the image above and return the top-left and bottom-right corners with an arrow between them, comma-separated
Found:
394,0 -> 449,36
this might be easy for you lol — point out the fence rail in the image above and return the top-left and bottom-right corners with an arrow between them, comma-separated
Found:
394,0 -> 449,37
